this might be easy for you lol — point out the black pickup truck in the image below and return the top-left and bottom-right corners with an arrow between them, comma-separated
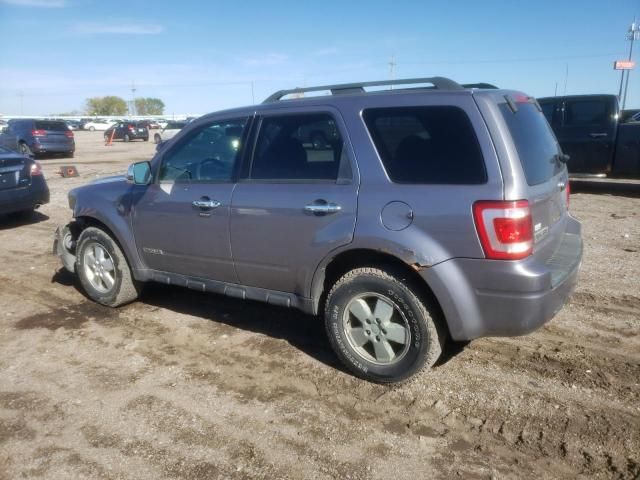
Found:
537,94 -> 640,177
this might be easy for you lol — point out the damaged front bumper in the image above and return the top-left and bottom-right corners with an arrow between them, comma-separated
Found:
53,223 -> 77,273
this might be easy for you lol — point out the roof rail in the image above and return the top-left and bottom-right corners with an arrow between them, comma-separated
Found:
263,76 -> 464,103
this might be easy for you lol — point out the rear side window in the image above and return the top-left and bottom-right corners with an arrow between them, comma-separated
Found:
363,106 -> 486,184
564,99 -> 610,127
499,102 -> 562,186
34,121 -> 68,131
250,113 -> 343,181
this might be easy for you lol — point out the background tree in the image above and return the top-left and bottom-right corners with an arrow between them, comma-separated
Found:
134,97 -> 165,116
85,96 -> 128,116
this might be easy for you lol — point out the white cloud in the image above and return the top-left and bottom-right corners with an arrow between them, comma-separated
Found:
240,53 -> 288,67
0,0 -> 66,7
73,22 -> 164,35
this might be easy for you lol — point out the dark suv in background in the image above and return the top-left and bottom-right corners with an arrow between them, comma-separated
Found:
104,122 -> 149,142
0,119 -> 75,158
55,77 -> 582,383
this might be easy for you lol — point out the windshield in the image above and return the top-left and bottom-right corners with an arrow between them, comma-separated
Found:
499,102 -> 563,186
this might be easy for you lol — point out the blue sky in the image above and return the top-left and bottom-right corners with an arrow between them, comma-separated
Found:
0,0 -> 638,115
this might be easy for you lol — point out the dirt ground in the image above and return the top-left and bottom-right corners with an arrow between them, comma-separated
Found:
0,131 -> 638,480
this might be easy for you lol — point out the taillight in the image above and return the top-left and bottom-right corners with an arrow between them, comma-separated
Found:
473,200 -> 533,260
65,130 -> 74,138
566,181 -> 570,209
128,125 -> 135,131
30,162 -> 43,176
31,129 -> 46,137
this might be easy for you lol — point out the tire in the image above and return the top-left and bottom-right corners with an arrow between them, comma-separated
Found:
324,267 -> 445,383
75,227 -> 140,307
19,142 -> 32,156
65,151 -> 74,158
89,126 -> 95,132
143,137 -> 148,142
104,134 -> 109,142
154,134 -> 161,144
123,134 -> 130,142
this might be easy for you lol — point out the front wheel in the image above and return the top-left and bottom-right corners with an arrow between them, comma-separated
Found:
88,126 -> 95,131
123,134 -> 130,142
154,134 -> 161,144
76,227 -> 140,307
324,267 -> 445,383
19,142 -> 32,156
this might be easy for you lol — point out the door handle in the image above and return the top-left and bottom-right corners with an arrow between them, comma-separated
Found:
192,198 -> 221,210
304,200 -> 342,215
588,132 -> 608,138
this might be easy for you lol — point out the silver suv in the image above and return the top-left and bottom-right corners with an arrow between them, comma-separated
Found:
54,77 -> 582,383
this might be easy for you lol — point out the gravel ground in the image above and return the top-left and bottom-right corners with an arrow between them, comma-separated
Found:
0,131 -> 638,480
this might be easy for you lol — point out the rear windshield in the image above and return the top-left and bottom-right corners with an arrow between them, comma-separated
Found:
363,106 -> 486,184
34,121 -> 68,132
499,102 -> 562,186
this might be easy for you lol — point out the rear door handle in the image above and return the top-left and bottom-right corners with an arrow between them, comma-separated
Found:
192,198 -> 221,210
588,132 -> 608,138
304,200 -> 342,215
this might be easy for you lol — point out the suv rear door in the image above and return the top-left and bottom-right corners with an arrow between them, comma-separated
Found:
229,107 -> 358,296
486,93 -> 571,262
34,120 -> 72,147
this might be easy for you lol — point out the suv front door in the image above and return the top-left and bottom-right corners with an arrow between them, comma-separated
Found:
229,108 -> 358,297
132,117 -> 250,282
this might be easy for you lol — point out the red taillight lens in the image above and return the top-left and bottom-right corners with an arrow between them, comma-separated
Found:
30,162 -> 43,176
65,130 -> 74,138
473,200 -> 533,260
128,126 -> 135,131
566,181 -> 570,209
31,129 -> 46,137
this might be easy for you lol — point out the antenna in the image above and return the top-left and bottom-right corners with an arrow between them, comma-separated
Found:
388,55 -> 397,89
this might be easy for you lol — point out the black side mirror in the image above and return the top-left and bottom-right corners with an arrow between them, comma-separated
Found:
126,161 -> 152,185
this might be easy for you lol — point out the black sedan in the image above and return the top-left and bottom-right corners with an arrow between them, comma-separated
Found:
0,146 -> 49,216
104,122 -> 149,142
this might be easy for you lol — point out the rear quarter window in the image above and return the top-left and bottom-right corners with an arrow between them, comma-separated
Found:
499,102 -> 562,186
363,106 -> 486,184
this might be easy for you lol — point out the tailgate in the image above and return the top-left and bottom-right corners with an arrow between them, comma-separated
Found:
496,97 -> 570,252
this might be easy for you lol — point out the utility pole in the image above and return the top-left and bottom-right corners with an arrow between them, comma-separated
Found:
621,19 -> 639,110
130,81 -> 137,117
388,55 -> 396,89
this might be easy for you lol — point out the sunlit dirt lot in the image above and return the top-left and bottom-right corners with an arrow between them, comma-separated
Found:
0,131 -> 638,479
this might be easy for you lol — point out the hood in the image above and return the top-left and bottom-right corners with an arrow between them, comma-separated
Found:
90,174 -> 126,185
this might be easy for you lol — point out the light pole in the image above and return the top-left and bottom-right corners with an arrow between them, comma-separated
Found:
621,19 -> 640,110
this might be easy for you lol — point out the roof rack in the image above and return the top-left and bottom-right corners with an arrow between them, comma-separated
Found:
263,76 -> 464,103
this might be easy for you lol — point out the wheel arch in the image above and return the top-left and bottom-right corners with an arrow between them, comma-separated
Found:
72,214 -> 145,278
311,248 -> 449,337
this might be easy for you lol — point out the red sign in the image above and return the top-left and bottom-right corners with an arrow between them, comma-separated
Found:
614,60 -> 635,70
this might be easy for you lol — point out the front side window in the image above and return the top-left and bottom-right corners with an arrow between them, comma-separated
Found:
363,106 -> 486,184
250,113 -> 343,181
158,118 -> 247,183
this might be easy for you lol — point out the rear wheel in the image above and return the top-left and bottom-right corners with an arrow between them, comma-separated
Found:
19,142 -> 32,156
76,227 -> 140,307
88,126 -> 95,132
123,134 -> 130,142
324,267 -> 445,383
154,134 -> 161,144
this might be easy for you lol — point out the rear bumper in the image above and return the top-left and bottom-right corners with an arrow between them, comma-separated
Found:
32,141 -> 74,153
0,180 -> 49,215
422,216 -> 583,341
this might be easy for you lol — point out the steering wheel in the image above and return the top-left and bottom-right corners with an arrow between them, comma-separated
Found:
196,157 -> 227,180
